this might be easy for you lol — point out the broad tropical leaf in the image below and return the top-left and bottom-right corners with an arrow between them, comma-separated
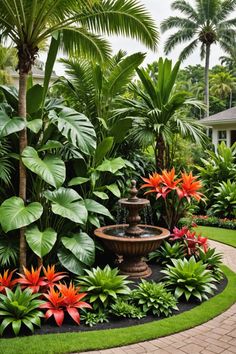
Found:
25,226 -> 57,258
61,232 -> 95,266
96,157 -> 126,173
57,248 -> 84,275
49,108 -> 96,155
106,184 -> 121,198
26,84 -> 44,114
83,199 -> 113,219
44,188 -> 87,225
22,146 -> 65,188
27,119 -> 42,134
38,140 -> 63,152
0,111 -> 25,138
94,137 -> 114,165
109,118 -> 133,143
68,177 -> 90,186
0,197 -> 43,233
93,191 -> 109,200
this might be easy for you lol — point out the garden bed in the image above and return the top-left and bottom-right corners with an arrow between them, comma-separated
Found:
2,262 -> 227,338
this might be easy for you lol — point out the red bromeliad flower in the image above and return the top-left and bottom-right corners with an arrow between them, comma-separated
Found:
57,283 -> 92,325
0,269 -> 17,293
197,235 -> 208,252
17,266 -> 46,293
40,287 -> 65,326
140,172 -> 162,194
171,226 -> 189,240
185,230 -> 198,255
43,265 -> 68,288
177,172 -> 203,202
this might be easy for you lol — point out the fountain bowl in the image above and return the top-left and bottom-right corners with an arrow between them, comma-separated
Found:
94,224 -> 170,278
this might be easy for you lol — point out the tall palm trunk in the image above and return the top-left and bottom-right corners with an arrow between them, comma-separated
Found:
18,69 -> 28,270
155,135 -> 165,171
204,43 -> 211,117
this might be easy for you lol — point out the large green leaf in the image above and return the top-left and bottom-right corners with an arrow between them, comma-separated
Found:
26,84 -> 44,114
38,140 -> 63,152
44,188 -> 87,225
106,183 -> 121,198
0,197 -> 43,233
0,85 -> 18,111
27,119 -> 42,134
83,199 -> 113,219
0,111 -> 25,138
57,248 -> 84,275
61,232 -> 95,266
22,146 -> 65,188
94,137 -> 114,166
110,118 -> 132,143
49,107 -> 96,155
68,177 -> 90,186
96,157 -> 126,173
25,226 -> 57,258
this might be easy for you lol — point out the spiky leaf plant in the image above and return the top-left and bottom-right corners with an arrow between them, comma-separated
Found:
76,265 -> 131,310
162,256 -> 217,301
0,287 -> 44,336
110,298 -> 145,319
148,241 -> 185,264
130,280 -> 178,317
196,248 -> 224,282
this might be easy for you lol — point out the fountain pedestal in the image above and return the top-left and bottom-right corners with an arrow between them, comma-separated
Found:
94,181 -> 170,278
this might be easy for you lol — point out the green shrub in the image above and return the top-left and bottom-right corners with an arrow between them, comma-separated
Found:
210,180 -> 236,219
81,311 -> 109,327
130,280 -> 178,317
76,265 -> 131,310
148,241 -> 185,265
0,286 -> 44,336
162,256 -> 217,302
196,248 -> 224,282
110,298 -> 145,319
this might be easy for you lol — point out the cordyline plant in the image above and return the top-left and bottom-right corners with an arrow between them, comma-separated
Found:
141,168 -> 204,230
170,226 -> 208,256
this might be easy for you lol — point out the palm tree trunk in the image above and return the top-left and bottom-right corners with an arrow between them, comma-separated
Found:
18,69 -> 28,270
230,90 -> 232,108
155,135 -> 165,171
204,43 -> 211,117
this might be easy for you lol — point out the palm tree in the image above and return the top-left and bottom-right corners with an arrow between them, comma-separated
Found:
210,72 -> 236,107
161,0 -> 236,117
0,0 -> 158,268
115,58 -> 206,170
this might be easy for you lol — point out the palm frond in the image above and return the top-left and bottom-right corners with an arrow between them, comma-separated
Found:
161,17 -> 196,32
163,29 -> 197,55
179,39 -> 198,61
171,1 -> 198,21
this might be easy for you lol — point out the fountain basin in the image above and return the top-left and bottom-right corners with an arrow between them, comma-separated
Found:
94,224 -> 170,278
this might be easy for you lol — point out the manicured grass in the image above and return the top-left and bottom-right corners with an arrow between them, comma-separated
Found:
196,226 -> 236,247
0,265 -> 236,354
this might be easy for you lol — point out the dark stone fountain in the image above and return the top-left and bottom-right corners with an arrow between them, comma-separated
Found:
94,180 -> 170,278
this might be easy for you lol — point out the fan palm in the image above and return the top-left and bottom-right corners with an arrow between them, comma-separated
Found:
0,0 -> 158,268
115,58 -> 206,170
161,0 -> 236,117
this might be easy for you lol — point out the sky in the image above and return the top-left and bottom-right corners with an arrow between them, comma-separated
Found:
53,0 -> 232,75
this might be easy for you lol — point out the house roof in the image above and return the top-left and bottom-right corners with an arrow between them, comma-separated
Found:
199,107 -> 236,126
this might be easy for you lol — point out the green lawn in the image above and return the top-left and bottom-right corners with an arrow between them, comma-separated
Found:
196,226 -> 236,247
0,266 -> 236,354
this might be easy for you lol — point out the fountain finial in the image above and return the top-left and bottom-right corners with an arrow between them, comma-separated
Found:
128,180 -> 139,202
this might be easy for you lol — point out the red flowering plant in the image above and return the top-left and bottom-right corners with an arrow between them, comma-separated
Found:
141,168 -> 204,231
171,226 -> 208,256
40,282 -> 92,326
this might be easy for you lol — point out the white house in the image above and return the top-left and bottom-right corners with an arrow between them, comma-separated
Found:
199,107 -> 236,149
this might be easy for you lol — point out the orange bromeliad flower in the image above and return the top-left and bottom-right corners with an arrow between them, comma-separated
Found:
177,172 -> 203,202
17,266 -> 46,293
161,168 -> 181,190
141,172 -> 162,194
43,265 -> 68,288
0,269 -> 17,293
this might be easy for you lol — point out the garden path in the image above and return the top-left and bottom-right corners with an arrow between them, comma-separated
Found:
79,241 -> 236,354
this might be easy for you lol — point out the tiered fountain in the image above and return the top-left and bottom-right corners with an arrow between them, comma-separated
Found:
94,180 -> 170,278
